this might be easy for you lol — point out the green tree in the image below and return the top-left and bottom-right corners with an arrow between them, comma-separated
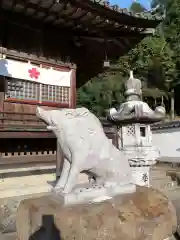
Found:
151,0 -> 167,15
127,0 -> 178,118
77,72 -> 125,116
130,2 -> 146,13
159,0 -> 180,118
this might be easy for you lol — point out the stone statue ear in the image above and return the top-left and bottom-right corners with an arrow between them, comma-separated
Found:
129,70 -> 133,79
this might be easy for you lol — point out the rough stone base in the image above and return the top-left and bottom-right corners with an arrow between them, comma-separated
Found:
52,183 -> 136,205
16,186 -> 177,240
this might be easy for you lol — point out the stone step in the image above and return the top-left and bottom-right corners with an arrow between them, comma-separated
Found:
150,178 -> 178,186
160,185 -> 180,193
153,166 -> 174,171
0,171 -> 89,199
167,172 -> 180,181
0,165 -> 56,178
163,187 -> 180,200
150,175 -> 172,183
0,184 -> 52,199
151,180 -> 178,191
150,174 -> 167,180
150,176 -> 168,181
0,232 -> 16,240
150,172 -> 167,177
150,176 -> 176,186
150,171 -> 167,179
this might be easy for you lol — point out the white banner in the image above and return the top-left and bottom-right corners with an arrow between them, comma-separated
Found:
0,58 -> 71,87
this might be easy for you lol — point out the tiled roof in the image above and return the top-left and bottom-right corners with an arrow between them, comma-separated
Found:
151,121 -> 180,131
91,0 -> 162,21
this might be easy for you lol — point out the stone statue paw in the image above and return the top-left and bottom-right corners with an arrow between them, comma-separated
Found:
52,186 -> 66,194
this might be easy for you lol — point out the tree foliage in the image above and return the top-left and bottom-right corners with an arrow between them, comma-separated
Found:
129,2 -> 146,13
77,72 -> 126,116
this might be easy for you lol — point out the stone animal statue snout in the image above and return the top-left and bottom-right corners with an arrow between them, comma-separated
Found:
36,107 -> 133,194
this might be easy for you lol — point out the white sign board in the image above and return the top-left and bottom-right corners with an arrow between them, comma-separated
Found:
0,59 -> 71,87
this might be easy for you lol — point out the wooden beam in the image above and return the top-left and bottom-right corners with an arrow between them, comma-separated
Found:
0,76 -> 5,113
41,1 -> 54,19
15,2 -> 94,33
0,9 -> 147,61
0,9 -> 43,30
11,0 -> 17,12
113,39 -> 126,49
32,0 -> 43,17
0,131 -> 55,138
78,35 -> 125,49
78,30 -> 144,41
41,2 -> 67,21
22,0 -> 29,15
0,48 -> 75,69
70,68 -> 76,108
25,2 -> 99,33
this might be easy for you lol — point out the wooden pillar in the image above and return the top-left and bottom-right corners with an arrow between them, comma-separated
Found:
56,140 -> 64,181
70,67 -> 76,109
0,76 -> 5,112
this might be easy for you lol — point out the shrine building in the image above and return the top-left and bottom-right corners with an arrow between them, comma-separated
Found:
0,0 -> 161,160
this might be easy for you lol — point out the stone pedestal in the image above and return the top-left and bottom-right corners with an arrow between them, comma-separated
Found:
108,71 -> 165,188
131,166 -> 150,187
118,124 -> 160,187
16,186 -> 177,240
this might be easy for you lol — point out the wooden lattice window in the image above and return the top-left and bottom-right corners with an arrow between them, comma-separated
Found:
6,78 -> 40,100
5,77 -> 70,105
41,84 -> 69,103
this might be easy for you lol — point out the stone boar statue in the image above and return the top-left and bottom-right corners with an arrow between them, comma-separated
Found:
36,107 -> 133,194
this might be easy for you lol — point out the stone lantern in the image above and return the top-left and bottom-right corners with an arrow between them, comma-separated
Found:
107,71 -> 166,187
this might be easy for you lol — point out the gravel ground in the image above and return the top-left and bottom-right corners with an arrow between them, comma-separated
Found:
0,198 -> 22,234
0,193 -> 49,234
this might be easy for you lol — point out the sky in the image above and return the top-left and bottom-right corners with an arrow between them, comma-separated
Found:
110,0 -> 151,9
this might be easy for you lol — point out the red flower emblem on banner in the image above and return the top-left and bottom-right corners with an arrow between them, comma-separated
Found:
28,68 -> 40,79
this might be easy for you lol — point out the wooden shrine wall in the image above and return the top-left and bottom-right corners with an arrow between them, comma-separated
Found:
0,19 -> 77,62
0,19 -> 77,117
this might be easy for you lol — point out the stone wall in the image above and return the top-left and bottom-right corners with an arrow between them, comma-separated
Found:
152,127 -> 180,161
